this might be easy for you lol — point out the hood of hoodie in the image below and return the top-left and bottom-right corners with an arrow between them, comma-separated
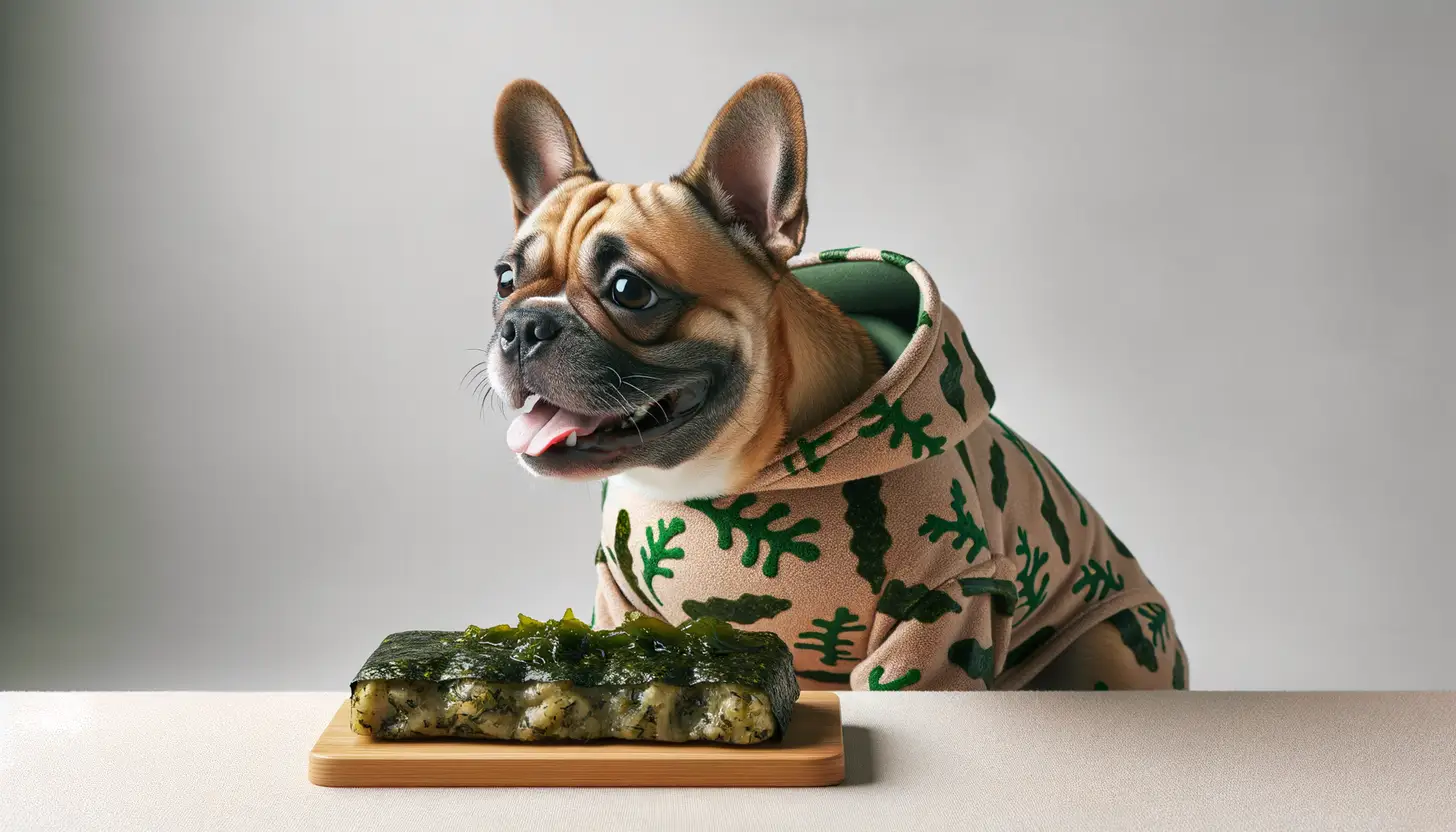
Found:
741,247 -> 997,493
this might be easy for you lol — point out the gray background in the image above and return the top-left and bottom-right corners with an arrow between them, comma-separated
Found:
2,1 -> 1452,691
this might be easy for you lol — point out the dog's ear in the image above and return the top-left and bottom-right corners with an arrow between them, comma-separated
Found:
677,74 -> 808,262
494,79 -> 596,225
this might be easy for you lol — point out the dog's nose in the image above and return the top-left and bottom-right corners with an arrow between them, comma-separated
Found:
499,308 -> 562,358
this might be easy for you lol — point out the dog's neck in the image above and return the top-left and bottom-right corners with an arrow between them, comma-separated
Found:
771,274 -> 883,439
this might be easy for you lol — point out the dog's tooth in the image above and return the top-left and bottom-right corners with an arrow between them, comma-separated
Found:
523,393 -> 542,412
565,431 -> 578,448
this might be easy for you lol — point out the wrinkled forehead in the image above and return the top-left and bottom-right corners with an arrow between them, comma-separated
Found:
505,178 -> 758,298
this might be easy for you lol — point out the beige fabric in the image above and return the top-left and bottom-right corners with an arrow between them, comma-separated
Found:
595,248 -> 1183,691
7,692 -> 1455,830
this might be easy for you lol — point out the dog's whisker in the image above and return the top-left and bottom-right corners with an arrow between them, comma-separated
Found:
619,379 -> 669,420
610,368 -> 673,423
461,361 -> 490,388
604,385 -> 646,444
471,372 -> 493,401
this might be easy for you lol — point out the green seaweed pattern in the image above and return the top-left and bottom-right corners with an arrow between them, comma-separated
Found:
948,638 -> 996,686
684,494 -> 822,578
993,415 -> 1071,565
794,607 -> 866,666
782,430 -> 833,475
1172,646 -> 1187,690
867,666 -> 922,691
797,669 -> 851,684
859,394 -> 946,459
989,441 -> 1009,510
681,593 -> 792,625
957,577 -> 1018,616
639,517 -> 686,605
918,478 -> 989,563
940,334 -> 968,421
1046,456 -> 1087,526
877,579 -> 963,623
880,250 -> 913,268
842,476 -> 892,593
1006,626 -> 1056,669
609,509 -> 654,610
1108,610 -> 1158,673
1072,558 -> 1125,603
1138,603 -> 1170,653
960,331 -> 996,409
1013,527 -> 1050,626
955,440 -> 977,486
1106,526 -> 1137,559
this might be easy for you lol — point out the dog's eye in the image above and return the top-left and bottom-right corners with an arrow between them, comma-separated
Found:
496,266 -> 515,298
610,271 -> 658,310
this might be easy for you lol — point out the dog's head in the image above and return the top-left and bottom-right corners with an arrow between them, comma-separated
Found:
484,74 -> 867,500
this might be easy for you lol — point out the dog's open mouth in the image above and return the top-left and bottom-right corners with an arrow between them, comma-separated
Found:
505,379 -> 709,457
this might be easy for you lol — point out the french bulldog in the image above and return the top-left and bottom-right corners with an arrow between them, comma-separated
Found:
481,74 -> 1187,692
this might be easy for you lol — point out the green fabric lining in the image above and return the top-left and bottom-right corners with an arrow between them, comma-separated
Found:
794,259 -> 922,364
849,315 -> 911,368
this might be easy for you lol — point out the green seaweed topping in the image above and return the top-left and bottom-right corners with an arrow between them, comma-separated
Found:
783,430 -> 833,475
876,579 -> 963,623
948,638 -> 995,685
842,476 -> 892,593
600,479 -> 608,510
1006,626 -> 1056,669
867,666 -> 921,691
992,415 -> 1071,565
957,577 -> 1018,616
640,517 -> 687,605
352,610 -> 801,735
1013,527 -> 1050,626
918,478 -> 989,563
1172,647 -> 1187,690
960,331 -> 996,409
594,544 -> 607,565
794,607 -> 867,666
1093,681 -> 1109,691
917,310 -> 933,329
859,394 -> 946,459
940,334 -> 968,421
1072,559 -> 1125,603
989,441 -> 1008,510
685,494 -> 821,578
1108,610 -> 1158,672
681,593 -> 792,625
818,247 -> 854,262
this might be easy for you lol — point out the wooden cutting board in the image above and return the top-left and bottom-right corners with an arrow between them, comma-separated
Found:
308,691 -> 844,788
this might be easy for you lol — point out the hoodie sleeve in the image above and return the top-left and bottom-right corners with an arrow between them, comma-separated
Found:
849,551 -> 1018,691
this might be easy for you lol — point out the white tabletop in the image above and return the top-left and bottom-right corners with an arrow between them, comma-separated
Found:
3,691 -> 1454,831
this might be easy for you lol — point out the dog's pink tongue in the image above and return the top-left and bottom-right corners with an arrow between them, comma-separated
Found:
506,400 -> 612,456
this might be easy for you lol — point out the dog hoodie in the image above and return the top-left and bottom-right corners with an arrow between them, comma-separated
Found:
594,248 -> 1186,691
